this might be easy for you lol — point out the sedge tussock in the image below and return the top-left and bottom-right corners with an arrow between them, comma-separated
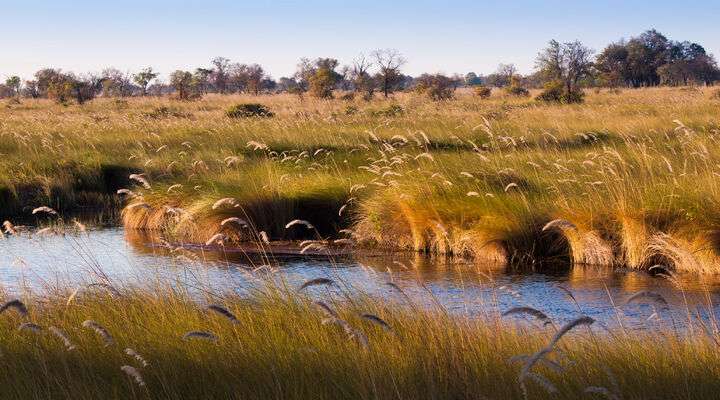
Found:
0,299 -> 28,316
124,348 -> 150,367
299,278 -> 334,290
207,304 -> 239,323
82,320 -> 115,346
182,330 -> 218,342
49,326 -> 76,351
120,365 -> 146,387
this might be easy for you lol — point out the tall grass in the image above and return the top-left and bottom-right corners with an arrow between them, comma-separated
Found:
3,88 -> 720,271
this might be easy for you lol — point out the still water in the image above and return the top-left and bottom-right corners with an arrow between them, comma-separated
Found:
2,227 -> 719,330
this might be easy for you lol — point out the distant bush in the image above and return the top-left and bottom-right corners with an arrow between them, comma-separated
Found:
143,106 -> 192,119
474,86 -> 492,98
370,104 -> 404,117
339,92 -> 355,101
505,85 -> 530,97
225,103 -> 274,118
344,105 -> 359,115
414,73 -> 454,101
535,80 -> 584,104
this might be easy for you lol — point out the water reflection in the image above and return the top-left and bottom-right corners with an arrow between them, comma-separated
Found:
2,227 -> 720,331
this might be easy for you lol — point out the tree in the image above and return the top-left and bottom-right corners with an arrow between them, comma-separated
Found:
22,80 -> 39,98
170,70 -> 195,100
5,76 -> 21,96
414,73 -> 454,100
133,67 -> 158,96
210,57 -> 231,93
100,68 -> 133,97
349,54 -> 375,100
193,68 -> 213,94
306,58 -> 342,98
372,49 -> 406,97
535,40 -> 594,95
245,64 -> 265,94
464,72 -> 483,86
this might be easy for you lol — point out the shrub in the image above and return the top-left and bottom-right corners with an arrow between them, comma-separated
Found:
344,105 -> 359,115
535,80 -> 584,104
505,85 -> 530,97
370,104 -> 404,117
414,74 -> 454,101
474,86 -> 492,98
225,103 -> 274,118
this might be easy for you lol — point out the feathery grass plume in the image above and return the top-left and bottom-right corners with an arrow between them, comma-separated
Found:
18,322 -> 42,332
524,372 -> 558,393
182,330 -> 218,342
212,197 -> 237,210
120,365 -> 146,387
584,386 -> 620,400
49,326 -> 76,351
125,348 -> 149,367
116,188 -> 137,198
35,227 -> 55,236
0,299 -> 28,316
548,316 -> 595,348
3,221 -> 17,235
259,231 -> 270,244
625,291 -> 669,309
333,238 -> 354,246
285,219 -> 314,230
32,206 -> 57,215
299,278 -> 334,290
205,233 -> 227,246
542,219 -> 578,232
361,313 -> 393,331
504,182 -> 519,192
166,184 -> 182,193
300,242 -> 326,254
66,287 -> 81,306
129,174 -> 151,189
508,354 -> 564,373
72,219 -> 87,233
207,304 -> 239,324
220,217 -> 248,228
87,282 -> 122,297
502,307 -> 553,325
82,320 -> 115,346
338,204 -> 348,216
313,301 -> 339,319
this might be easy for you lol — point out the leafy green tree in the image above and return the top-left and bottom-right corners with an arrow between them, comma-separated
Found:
133,67 -> 159,96
5,76 -> 21,96
535,40 -> 593,102
170,70 -> 195,100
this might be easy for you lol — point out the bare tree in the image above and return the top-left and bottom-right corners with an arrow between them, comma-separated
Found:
350,53 -> 375,100
536,40 -> 594,93
372,49 -> 406,98
210,57 -> 230,93
496,63 -> 517,86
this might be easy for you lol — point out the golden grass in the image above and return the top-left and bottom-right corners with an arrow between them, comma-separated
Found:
1,273 -> 720,400
4,87 -> 720,272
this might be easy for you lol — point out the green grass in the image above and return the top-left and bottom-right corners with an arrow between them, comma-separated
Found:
1,274 -> 720,400
3,88 -> 720,271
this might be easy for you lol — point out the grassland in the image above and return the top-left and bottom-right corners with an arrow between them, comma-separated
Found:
1,273 -> 720,400
3,87 -> 720,272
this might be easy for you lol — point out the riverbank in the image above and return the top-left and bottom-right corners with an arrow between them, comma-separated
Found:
4,88 -> 720,272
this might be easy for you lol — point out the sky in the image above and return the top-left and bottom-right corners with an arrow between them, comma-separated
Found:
2,0 -> 719,81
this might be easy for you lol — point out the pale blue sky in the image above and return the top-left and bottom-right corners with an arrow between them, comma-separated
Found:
2,0 -> 719,81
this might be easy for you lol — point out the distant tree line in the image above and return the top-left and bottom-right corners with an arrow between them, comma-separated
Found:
0,30 -> 718,104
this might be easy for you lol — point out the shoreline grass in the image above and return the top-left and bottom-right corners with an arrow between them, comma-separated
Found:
1,274 -> 720,399
3,87 -> 720,272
